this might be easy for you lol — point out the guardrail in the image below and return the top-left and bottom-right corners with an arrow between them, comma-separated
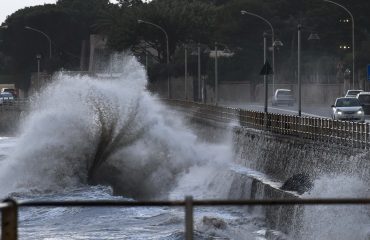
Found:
0,99 -> 29,111
166,100 -> 370,149
2,197 -> 370,240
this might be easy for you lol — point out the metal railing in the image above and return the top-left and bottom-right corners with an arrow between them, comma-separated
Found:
0,99 -> 29,112
166,100 -> 370,149
2,197 -> 370,240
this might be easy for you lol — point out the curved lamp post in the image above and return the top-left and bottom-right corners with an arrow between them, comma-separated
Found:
137,19 -> 170,98
297,25 -> 320,116
25,26 -> 52,59
323,0 -> 355,89
241,10 -> 275,113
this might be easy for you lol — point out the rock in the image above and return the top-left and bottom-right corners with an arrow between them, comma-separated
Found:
202,216 -> 227,230
280,173 -> 313,194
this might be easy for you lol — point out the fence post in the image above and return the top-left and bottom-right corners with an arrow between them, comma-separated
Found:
2,199 -> 18,240
185,196 -> 193,240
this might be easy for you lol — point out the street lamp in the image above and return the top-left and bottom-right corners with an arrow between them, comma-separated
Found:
241,10 -> 276,113
137,19 -> 171,98
0,25 -> 8,29
272,39 -> 283,91
297,25 -> 320,116
36,54 -> 42,90
184,44 -> 188,101
214,42 -> 233,105
241,10 -> 277,98
323,0 -> 355,89
24,26 -> 52,59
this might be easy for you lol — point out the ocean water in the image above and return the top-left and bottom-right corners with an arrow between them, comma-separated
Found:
0,54 -> 267,239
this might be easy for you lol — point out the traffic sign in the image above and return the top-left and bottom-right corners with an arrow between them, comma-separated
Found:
368,64 -> 370,81
260,61 -> 273,75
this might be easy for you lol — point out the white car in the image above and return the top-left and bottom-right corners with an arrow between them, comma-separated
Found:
272,89 -> 295,106
331,97 -> 364,122
345,89 -> 363,98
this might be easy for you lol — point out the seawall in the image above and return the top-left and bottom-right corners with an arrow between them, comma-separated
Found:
0,109 -> 23,135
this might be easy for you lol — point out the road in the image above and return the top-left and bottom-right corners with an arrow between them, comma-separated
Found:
225,103 -> 332,118
225,102 -> 370,123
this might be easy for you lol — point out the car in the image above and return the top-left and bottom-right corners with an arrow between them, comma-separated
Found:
272,89 -> 295,106
331,97 -> 365,122
356,92 -> 370,116
0,92 -> 15,105
345,89 -> 363,98
1,88 -> 17,98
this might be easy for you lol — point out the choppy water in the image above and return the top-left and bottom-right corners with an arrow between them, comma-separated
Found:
1,54 -> 370,239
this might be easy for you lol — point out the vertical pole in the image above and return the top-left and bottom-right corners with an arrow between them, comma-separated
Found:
166,34 -> 171,99
352,17 -> 355,89
185,45 -> 188,101
263,33 -> 268,114
215,42 -> 218,105
110,54 -> 113,77
298,24 -> 302,116
2,199 -> 18,240
198,43 -> 201,102
37,58 -> 40,91
185,196 -> 194,240
145,49 -> 148,70
272,35 -> 275,95
48,39 -> 52,59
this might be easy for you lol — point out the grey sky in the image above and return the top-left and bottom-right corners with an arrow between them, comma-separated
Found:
1,1 -> 57,24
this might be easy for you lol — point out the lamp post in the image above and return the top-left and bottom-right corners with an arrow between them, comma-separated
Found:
323,0 -> 355,89
184,44 -> 188,100
214,42 -> 218,105
298,25 -> 302,117
137,20 -> 170,98
36,54 -> 42,90
25,26 -> 52,59
263,32 -> 268,113
241,10 -> 275,96
297,25 -> 320,116
272,39 -> 283,92
0,25 -> 8,29
197,43 -> 201,102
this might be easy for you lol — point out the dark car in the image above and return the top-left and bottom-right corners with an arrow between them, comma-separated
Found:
356,92 -> 370,116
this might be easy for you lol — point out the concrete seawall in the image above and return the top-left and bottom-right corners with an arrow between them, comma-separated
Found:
233,126 -> 369,184
0,110 -> 23,135
188,110 -> 370,238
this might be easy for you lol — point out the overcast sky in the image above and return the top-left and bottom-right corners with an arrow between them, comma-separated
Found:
0,1 -> 56,24
0,0 -> 120,24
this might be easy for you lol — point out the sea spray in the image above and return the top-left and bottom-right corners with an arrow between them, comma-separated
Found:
297,175 -> 370,240
0,54 -> 236,200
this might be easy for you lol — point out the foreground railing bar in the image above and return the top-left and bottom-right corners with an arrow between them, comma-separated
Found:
5,197 -> 370,240
0,202 -> 11,209
18,198 -> 370,207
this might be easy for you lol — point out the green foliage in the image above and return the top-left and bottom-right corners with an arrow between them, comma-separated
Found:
0,0 -> 370,88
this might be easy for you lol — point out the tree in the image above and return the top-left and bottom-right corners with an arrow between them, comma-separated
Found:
99,0 -> 217,63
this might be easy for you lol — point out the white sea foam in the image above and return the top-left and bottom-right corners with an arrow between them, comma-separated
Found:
0,53 -> 235,200
299,175 -> 370,240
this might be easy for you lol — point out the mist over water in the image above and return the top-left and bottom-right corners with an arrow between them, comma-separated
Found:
0,53 -> 234,200
299,175 -> 370,240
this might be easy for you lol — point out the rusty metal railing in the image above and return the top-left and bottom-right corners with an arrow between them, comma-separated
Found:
165,100 -> 370,149
2,197 -> 370,240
